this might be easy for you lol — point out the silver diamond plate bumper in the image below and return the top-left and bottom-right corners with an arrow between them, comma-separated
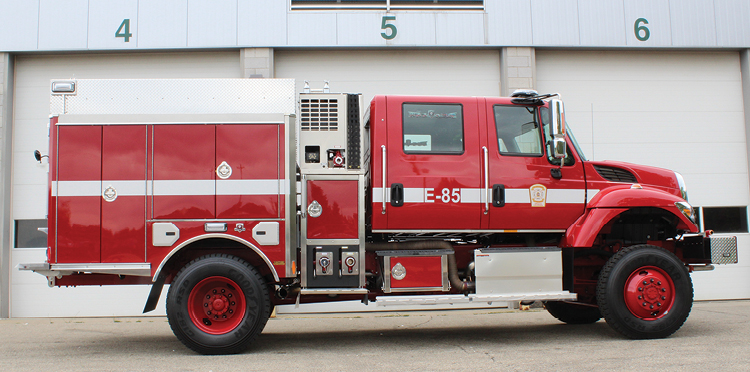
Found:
707,236 -> 738,264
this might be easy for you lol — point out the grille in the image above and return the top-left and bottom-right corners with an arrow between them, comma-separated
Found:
593,165 -> 637,183
300,98 -> 338,131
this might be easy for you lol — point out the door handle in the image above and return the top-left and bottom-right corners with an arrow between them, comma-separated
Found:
390,183 -> 404,207
492,184 -> 505,207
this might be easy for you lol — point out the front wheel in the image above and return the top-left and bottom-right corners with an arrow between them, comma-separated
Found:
596,245 -> 693,339
166,254 -> 271,354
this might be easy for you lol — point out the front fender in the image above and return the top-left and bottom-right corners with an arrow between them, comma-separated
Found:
563,186 -> 698,248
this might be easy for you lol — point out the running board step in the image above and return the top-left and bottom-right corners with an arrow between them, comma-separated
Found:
375,291 -> 576,307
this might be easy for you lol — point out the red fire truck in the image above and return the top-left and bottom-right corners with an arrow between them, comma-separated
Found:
21,79 -> 737,354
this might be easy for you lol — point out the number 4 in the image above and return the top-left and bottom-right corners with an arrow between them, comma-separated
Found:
116,19 -> 132,42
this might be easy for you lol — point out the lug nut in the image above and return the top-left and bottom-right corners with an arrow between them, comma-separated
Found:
643,281 -> 648,285
204,303 -> 208,307
221,289 -> 226,293
207,311 -> 211,315
662,288 -> 667,292
643,302 -> 647,306
638,295 -> 642,300
657,281 -> 662,285
228,294 -> 232,298
650,278 -> 654,283
657,302 -> 662,306
213,289 -> 217,294
650,305 -> 654,309
662,296 -> 666,300
639,287 -> 643,291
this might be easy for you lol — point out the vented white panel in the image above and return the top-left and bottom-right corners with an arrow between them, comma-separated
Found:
50,79 -> 296,116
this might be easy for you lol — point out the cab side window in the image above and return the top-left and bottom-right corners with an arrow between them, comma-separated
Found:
494,105 -> 542,156
402,103 -> 464,154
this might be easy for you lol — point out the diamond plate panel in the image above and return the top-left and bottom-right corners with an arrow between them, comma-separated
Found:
51,79 -> 296,116
709,236 -> 738,264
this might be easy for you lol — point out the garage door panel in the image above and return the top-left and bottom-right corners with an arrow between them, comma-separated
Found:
585,111 -> 746,144
538,50 -> 749,300
275,50 -> 501,105
539,80 -> 743,113
10,51 -> 241,316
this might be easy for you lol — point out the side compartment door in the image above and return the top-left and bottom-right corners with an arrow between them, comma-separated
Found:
55,126 -> 101,263
216,124 -> 280,219
152,125 -> 216,219
101,126 -> 147,263
384,97 -> 481,231
484,101 -> 586,231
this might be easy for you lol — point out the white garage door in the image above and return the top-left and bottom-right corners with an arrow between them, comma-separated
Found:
275,49 -> 501,106
11,52 -> 241,317
537,50 -> 749,300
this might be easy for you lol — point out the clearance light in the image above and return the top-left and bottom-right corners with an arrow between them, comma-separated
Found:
675,202 -> 696,224
631,184 -> 643,189
51,81 -> 76,93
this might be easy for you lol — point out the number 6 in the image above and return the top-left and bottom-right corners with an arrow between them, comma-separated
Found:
634,18 -> 650,41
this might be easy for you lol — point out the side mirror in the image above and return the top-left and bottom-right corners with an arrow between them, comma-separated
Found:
34,150 -> 48,163
550,99 -> 566,138
549,99 -> 567,160
552,137 -> 567,159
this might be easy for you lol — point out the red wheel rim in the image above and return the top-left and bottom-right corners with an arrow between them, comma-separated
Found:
187,276 -> 246,335
623,266 -> 675,320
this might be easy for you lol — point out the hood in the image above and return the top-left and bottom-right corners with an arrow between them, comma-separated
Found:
585,160 -> 683,199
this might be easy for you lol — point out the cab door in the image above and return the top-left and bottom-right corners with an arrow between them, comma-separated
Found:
483,99 -> 586,231
384,96 -> 482,231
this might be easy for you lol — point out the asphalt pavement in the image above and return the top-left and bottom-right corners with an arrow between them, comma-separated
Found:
0,300 -> 748,371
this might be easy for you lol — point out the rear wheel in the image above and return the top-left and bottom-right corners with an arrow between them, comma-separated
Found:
597,245 -> 693,339
166,254 -> 270,354
544,301 -> 601,324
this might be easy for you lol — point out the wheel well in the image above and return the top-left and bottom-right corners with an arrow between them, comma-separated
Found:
599,207 -> 679,247
158,238 -> 279,285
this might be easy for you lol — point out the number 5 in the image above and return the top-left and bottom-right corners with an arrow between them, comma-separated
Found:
381,15 -> 397,40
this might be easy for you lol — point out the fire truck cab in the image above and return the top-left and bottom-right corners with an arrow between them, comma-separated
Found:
20,79 -> 737,354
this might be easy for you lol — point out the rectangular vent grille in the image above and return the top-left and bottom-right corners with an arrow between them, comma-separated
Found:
301,98 -> 338,131
346,94 -> 361,169
593,165 -> 637,183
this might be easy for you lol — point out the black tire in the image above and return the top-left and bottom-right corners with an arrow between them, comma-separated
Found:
544,301 -> 602,324
597,244 -> 693,339
166,254 -> 271,354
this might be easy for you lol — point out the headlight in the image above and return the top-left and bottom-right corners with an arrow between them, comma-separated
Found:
674,172 -> 688,201
675,201 -> 696,224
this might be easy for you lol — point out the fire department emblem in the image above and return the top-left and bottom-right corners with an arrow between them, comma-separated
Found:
216,161 -> 232,179
529,184 -> 547,207
102,185 -> 117,202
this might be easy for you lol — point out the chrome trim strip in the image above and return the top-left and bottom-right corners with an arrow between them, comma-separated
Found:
153,233 -> 280,282
381,145 -> 387,214
300,288 -> 368,295
372,229 -> 567,233
375,291 -> 577,306
482,146 -> 489,214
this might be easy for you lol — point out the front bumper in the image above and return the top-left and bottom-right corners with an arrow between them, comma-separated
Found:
679,235 -> 738,265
